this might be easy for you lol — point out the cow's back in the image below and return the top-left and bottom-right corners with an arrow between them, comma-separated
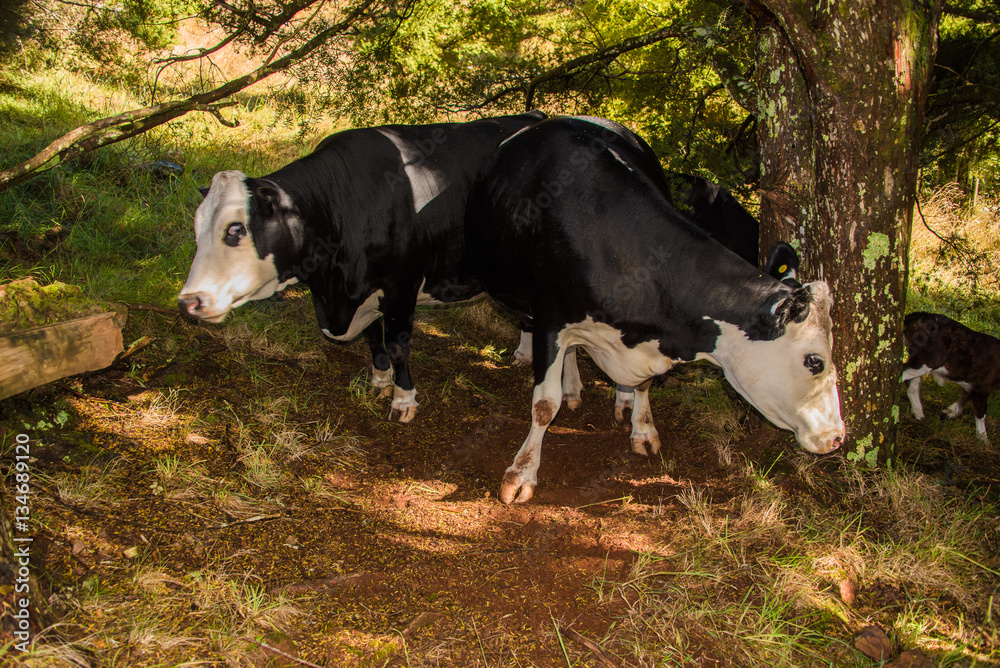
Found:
270,112 -> 545,301
467,117 -> 777,358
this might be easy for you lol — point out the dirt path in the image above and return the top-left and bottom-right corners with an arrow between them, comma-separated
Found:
4,299 -> 855,666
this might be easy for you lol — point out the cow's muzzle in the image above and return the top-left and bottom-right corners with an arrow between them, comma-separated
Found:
179,294 -> 206,318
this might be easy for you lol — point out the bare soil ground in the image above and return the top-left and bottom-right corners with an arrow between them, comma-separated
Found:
3,291 -> 999,667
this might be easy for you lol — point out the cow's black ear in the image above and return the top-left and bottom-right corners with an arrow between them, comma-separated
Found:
764,241 -> 800,283
256,185 -> 278,203
772,286 -> 812,327
745,286 -> 812,340
198,186 -> 210,198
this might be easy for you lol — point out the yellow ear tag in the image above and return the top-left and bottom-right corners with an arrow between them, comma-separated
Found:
778,264 -> 788,274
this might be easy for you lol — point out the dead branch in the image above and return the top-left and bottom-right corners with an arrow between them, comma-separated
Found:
560,625 -> 620,668
256,642 -> 326,668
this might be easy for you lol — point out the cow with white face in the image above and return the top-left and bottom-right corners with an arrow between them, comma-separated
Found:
465,116 -> 845,504
179,112 -> 546,421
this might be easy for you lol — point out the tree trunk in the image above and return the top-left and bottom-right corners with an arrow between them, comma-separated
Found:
751,0 -> 942,466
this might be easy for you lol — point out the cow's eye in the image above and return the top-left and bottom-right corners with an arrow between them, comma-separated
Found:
224,223 -> 245,247
804,353 -> 824,375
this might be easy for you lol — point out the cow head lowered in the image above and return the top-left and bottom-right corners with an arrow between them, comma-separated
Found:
706,279 -> 843,454
178,170 -> 301,322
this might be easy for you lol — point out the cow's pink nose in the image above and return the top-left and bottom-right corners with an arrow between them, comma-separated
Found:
178,294 -> 203,316
830,434 -> 843,451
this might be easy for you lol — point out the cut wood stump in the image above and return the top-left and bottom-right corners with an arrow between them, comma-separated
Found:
0,278 -> 127,400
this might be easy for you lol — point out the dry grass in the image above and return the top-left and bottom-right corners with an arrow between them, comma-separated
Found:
911,184 -> 1000,331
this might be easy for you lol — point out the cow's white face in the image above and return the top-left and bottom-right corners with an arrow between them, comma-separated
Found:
178,170 -> 289,322
709,281 -> 845,454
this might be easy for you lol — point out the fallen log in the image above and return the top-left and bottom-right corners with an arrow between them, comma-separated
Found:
0,312 -> 124,400
1,278 -> 127,400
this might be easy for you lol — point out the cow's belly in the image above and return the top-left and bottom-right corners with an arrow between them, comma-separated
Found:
559,317 -> 672,386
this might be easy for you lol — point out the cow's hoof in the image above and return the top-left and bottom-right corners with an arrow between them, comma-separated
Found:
613,391 -> 634,427
511,351 -> 531,367
389,405 -> 417,423
613,405 -> 632,427
389,388 -> 418,423
564,394 -> 582,411
500,470 -> 535,504
631,434 -> 661,456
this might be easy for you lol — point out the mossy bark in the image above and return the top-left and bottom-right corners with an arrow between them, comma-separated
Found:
751,0 -> 942,466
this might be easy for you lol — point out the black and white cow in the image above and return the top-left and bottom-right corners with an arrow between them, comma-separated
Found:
465,116 -> 845,503
178,112 -> 545,422
902,311 -> 1000,441
510,132 -> 800,420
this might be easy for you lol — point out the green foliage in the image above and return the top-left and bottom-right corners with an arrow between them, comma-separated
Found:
925,3 -> 1000,193
331,0 -> 757,187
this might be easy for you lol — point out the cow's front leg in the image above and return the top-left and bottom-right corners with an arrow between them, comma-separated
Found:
901,365 -> 931,420
629,379 -> 661,456
501,330 -> 567,504
383,307 -> 419,423
363,321 -> 393,397
517,330 -> 584,409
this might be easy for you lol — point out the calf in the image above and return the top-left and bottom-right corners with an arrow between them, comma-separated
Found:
178,112 -> 546,422
466,116 -> 845,504
902,311 -> 1000,441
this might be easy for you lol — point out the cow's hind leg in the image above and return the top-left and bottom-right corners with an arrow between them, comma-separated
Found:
363,321 -> 393,397
613,385 -> 634,425
562,346 -> 583,410
513,329 -> 532,366
501,330 -> 566,504
629,379 -> 661,456
902,364 -> 932,420
944,381 -> 973,419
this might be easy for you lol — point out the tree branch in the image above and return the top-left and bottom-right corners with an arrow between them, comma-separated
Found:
0,0 -> 383,192
944,2 -> 1000,24
523,23 -> 684,109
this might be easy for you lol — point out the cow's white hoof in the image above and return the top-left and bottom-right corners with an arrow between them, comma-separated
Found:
911,409 -> 924,421
389,405 -> 417,423
499,469 -> 535,504
631,433 -> 661,457
564,394 -> 582,411
389,387 -> 418,423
